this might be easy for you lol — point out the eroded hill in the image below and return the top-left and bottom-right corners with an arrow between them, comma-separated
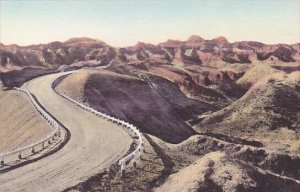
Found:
1,35 -> 299,88
1,35 -> 300,191
56,69 -> 215,143
193,71 -> 300,153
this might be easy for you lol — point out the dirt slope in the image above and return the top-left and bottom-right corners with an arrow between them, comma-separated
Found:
0,90 -> 52,153
194,72 -> 300,152
56,69 -> 216,143
155,151 -> 300,192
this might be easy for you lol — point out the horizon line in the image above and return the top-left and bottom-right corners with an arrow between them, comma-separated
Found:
1,35 -> 299,48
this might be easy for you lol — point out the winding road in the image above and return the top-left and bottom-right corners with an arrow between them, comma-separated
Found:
0,71 -> 132,192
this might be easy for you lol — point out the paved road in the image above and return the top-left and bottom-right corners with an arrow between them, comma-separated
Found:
0,71 -> 132,192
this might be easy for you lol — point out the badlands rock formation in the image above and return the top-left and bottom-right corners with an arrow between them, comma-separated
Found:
1,35 -> 299,191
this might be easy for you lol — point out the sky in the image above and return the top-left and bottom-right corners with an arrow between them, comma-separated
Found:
0,0 -> 299,47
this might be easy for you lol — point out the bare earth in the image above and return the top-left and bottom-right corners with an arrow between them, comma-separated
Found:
1,36 -> 299,191
0,90 -> 52,154
0,71 -> 132,192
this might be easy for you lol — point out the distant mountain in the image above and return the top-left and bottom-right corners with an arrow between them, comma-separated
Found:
0,36 -> 299,72
0,37 -> 111,71
0,35 -> 299,88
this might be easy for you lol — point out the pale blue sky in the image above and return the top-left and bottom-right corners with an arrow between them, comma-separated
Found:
1,0 -> 299,46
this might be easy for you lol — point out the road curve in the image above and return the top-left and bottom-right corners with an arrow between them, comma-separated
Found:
0,71 -> 132,192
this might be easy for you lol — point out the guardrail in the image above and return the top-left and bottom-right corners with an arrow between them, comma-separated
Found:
57,93 -> 143,173
0,87 -> 66,167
